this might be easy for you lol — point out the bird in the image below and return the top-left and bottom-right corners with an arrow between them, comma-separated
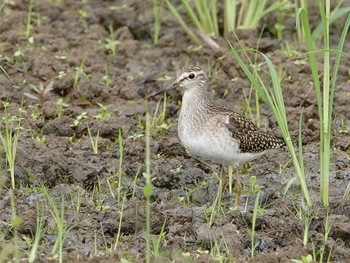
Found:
153,65 -> 286,206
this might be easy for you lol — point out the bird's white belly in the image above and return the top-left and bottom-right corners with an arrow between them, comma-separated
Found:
178,126 -> 261,166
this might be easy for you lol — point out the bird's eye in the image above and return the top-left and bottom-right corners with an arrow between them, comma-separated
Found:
188,73 -> 195,79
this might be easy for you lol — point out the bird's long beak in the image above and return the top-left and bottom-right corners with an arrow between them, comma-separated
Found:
150,82 -> 179,97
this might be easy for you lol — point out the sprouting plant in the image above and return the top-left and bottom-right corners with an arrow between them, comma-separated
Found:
25,0 -> 35,38
113,196 -> 126,251
105,24 -> 120,56
69,187 -> 85,213
38,185 -> 72,263
28,204 -> 45,263
324,209 -> 331,241
72,59 -> 87,89
34,135 -> 47,144
116,129 -> 124,202
87,124 -> 99,154
302,211 -> 312,246
24,81 -> 54,107
77,9 -> 89,32
152,0 -> 163,44
249,191 -> 261,258
149,94 -> 171,134
55,98 -> 69,118
0,102 -> 22,189
249,176 -> 261,194
100,64 -> 111,87
71,112 -> 88,127
151,218 -> 167,258
94,103 -> 111,121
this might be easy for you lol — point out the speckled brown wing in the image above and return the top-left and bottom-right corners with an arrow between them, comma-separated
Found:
225,112 -> 286,153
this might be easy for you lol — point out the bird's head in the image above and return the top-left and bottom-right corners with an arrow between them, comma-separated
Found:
153,65 -> 208,96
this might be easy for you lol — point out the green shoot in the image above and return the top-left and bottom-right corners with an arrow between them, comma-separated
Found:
131,164 -> 142,199
87,124 -> 99,154
116,129 -> 124,202
150,94 -> 171,134
77,9 -> 89,32
152,0 -> 162,44
113,196 -> 126,250
302,212 -> 312,246
324,209 -> 331,241
28,205 -> 45,263
100,64 -> 111,87
55,98 -> 69,118
298,110 -> 305,178
94,103 -> 112,121
26,0 -> 35,38
72,58 -> 86,89
0,102 -> 22,189
249,191 -> 260,258
39,185 -> 71,263
152,218 -> 167,258
71,111 -> 88,128
208,171 -> 225,225
10,189 -> 22,262
105,24 -> 120,56
249,175 -> 260,194
295,0 -> 309,42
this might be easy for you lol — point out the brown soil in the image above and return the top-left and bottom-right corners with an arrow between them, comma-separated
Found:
0,0 -> 350,262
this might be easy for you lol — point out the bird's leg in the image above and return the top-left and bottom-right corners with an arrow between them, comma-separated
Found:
220,165 -> 228,193
234,166 -> 242,207
214,165 -> 226,209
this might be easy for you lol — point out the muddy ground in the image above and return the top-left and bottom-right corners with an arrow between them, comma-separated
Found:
0,0 -> 349,262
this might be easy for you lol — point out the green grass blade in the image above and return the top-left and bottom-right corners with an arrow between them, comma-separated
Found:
297,8 -> 322,118
298,109 -> 305,176
312,6 -> 350,40
210,0 -> 219,35
329,13 -> 350,130
181,0 -> 203,32
164,0 -> 200,44
317,0 -> 331,207
224,0 -> 236,34
250,191 -> 260,258
152,0 -> 162,44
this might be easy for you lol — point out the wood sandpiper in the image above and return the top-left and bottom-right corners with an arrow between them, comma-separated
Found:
154,65 -> 286,205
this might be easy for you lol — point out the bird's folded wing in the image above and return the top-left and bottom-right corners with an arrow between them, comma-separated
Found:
224,112 -> 286,153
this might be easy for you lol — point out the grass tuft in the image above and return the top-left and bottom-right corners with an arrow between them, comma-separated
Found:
229,42 -> 312,207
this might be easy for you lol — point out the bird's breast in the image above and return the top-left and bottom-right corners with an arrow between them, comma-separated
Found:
177,113 -> 244,165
